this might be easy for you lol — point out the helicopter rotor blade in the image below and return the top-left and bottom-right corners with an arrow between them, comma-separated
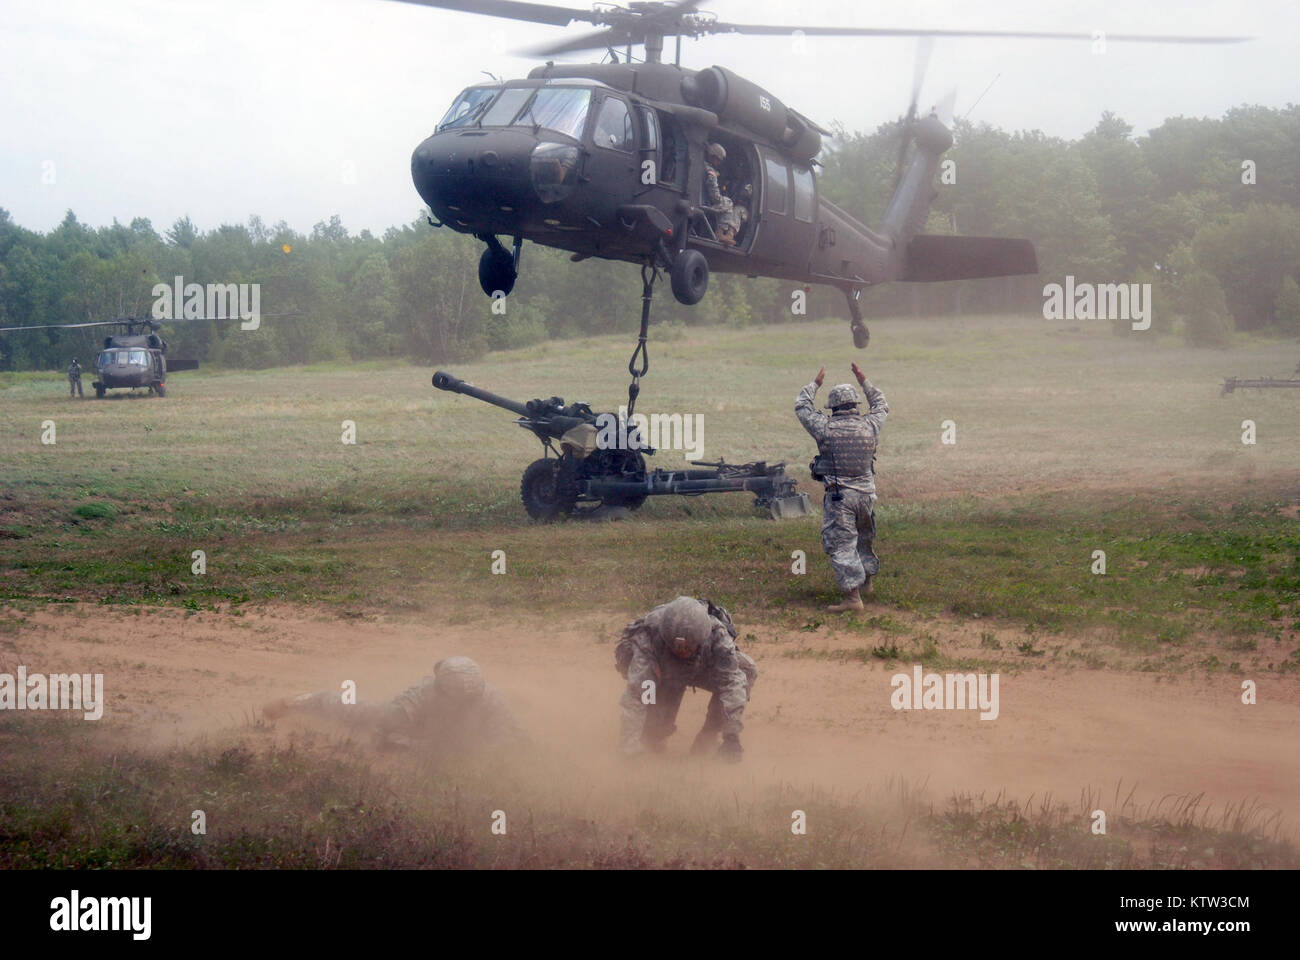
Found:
932,87 -> 959,128
910,36 -> 934,116
705,23 -> 1250,44
892,37 -> 932,191
387,1 -> 1249,57
523,26 -> 635,58
520,1 -> 707,57
381,0 -> 597,29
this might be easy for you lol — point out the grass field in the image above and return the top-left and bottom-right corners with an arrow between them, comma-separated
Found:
2,313 -> 1298,868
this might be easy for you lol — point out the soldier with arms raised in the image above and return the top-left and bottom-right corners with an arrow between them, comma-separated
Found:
796,363 -> 889,611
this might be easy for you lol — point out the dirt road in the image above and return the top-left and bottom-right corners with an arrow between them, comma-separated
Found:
7,602 -> 1297,836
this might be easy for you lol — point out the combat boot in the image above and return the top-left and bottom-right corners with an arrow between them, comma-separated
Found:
691,730 -> 717,755
718,734 -> 743,763
827,588 -> 864,612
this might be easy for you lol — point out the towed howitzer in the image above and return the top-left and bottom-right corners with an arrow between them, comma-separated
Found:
433,370 -> 811,521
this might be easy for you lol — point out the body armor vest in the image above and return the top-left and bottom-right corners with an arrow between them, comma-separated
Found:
818,416 -> 876,477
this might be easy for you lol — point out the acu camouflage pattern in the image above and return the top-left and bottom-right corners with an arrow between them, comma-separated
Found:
615,596 -> 756,754
703,164 -> 741,239
821,488 -> 879,591
294,656 -> 523,752
796,378 -> 890,591
794,378 -> 889,496
825,382 -> 860,409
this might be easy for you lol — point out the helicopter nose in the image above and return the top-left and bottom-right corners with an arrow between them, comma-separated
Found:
411,130 -> 539,228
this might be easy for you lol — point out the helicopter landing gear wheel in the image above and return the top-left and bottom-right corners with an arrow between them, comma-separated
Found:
478,243 -> 517,298
154,383 -> 166,397
520,458 -> 576,522
94,383 -> 106,398
669,248 -> 709,305
846,288 -> 870,349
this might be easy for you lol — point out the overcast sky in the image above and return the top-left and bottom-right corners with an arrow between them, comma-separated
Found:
1,0 -> 1295,236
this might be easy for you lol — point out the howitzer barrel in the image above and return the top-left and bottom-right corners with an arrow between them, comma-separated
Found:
433,370 -> 531,418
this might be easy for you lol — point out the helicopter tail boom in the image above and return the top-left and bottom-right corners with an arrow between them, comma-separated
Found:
900,234 -> 1038,282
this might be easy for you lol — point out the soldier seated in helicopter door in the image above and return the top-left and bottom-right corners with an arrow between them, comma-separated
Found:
724,149 -> 755,246
703,141 -> 740,245
701,140 -> 753,247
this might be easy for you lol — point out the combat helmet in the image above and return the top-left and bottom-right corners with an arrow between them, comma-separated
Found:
661,596 -> 712,659
433,656 -> 486,703
826,383 -> 861,410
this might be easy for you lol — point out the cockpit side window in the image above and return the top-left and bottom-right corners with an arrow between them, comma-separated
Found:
592,96 -> 634,152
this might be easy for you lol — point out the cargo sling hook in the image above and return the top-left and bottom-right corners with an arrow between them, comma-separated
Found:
626,261 -> 658,418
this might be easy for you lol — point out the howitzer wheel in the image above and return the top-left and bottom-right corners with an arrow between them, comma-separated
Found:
521,458 -> 577,521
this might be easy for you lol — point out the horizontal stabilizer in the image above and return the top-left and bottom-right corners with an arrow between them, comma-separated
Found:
901,234 -> 1038,282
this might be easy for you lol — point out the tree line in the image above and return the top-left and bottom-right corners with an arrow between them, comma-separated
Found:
2,103 -> 1297,370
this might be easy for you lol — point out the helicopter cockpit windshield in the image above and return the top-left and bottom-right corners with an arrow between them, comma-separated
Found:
100,349 -> 146,367
437,86 -> 499,130
437,83 -> 593,141
512,86 -> 590,140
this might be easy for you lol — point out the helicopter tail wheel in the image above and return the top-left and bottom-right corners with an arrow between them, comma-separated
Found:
851,319 -> 870,350
669,249 -> 709,306
478,245 -> 517,298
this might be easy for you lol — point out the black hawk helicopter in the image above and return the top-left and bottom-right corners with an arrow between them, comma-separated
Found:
0,317 -> 194,398
399,0 -> 1246,355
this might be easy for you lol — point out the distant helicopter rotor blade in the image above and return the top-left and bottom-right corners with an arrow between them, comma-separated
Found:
0,320 -> 130,333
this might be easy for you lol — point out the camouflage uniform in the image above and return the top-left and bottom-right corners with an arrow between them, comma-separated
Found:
284,656 -> 523,753
703,163 -> 741,243
615,596 -> 756,758
67,360 -> 83,398
795,379 -> 889,592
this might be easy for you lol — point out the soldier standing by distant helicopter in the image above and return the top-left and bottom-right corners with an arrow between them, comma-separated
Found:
66,357 -> 83,398
796,363 -> 889,612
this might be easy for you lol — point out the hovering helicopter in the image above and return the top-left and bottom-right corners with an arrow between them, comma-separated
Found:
0,317 -> 191,398
399,0 -> 1246,354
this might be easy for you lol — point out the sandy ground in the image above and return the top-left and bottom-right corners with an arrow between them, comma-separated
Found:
6,602 -> 1298,835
